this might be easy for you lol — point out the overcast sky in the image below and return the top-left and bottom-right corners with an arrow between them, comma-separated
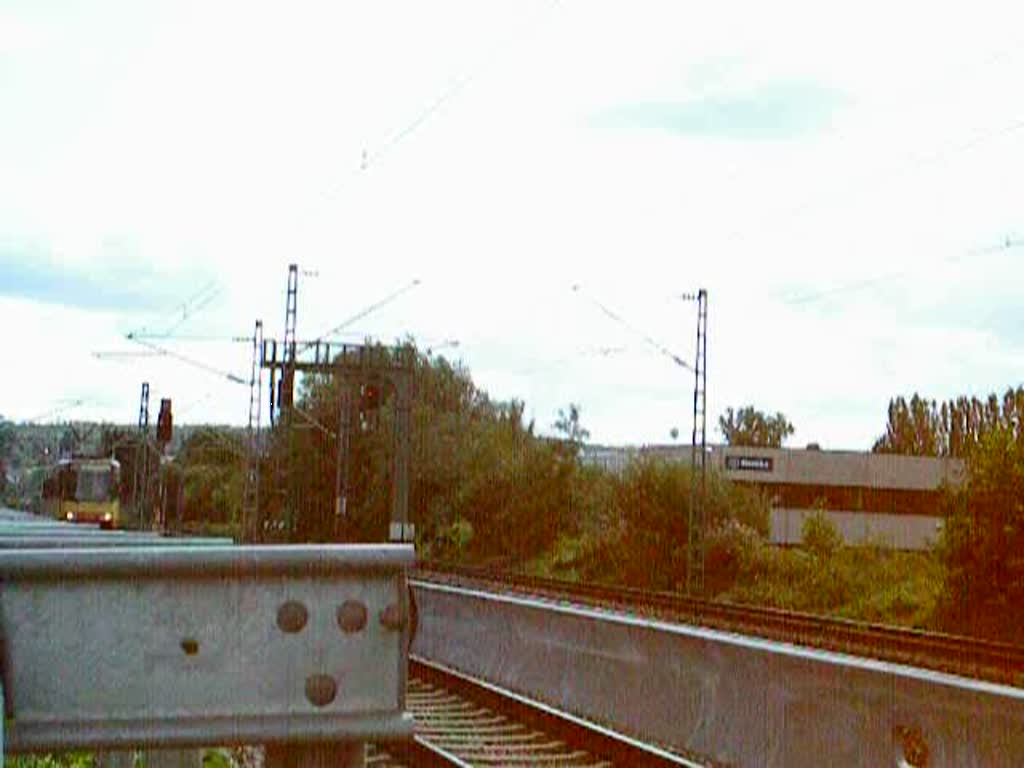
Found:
2,1 -> 1023,449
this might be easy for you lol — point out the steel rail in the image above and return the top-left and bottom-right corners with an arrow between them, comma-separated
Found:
410,657 -> 704,767
374,658 -> 702,767
414,562 -> 1024,687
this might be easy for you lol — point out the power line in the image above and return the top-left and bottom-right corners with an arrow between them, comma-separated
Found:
782,236 -> 1022,306
175,392 -> 215,418
267,0 -> 565,239
713,37 -> 1024,252
130,280 -> 224,339
123,335 -> 248,385
512,345 -> 629,376
92,350 -> 164,359
360,0 -> 563,172
292,405 -> 336,439
26,399 -> 86,423
162,281 -> 223,336
571,284 -> 692,371
115,333 -> 253,343
300,279 -> 422,353
724,115 -> 1024,260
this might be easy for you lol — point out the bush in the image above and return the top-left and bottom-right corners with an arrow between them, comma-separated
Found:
933,426 -> 1024,640
802,507 -> 842,559
574,458 -> 770,591
705,518 -> 765,593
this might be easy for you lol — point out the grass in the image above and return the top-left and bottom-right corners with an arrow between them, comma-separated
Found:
521,528 -> 944,630
524,534 -> 589,581
714,543 -> 943,629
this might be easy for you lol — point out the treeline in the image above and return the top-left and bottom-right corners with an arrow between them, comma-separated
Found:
873,387 -> 1024,457
933,425 -> 1024,640
0,416 -> 245,518
160,346 -> 768,593
170,361 -> 1024,641
17,355 -> 1012,641
266,347 -> 768,573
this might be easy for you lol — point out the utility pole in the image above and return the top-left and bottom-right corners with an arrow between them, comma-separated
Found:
270,265 -> 299,427
334,382 -> 353,539
262,265 -> 303,540
571,283 -> 709,592
279,265 -> 299,537
282,264 -> 298,413
134,382 -> 150,527
685,290 -> 708,596
242,319 -> 264,541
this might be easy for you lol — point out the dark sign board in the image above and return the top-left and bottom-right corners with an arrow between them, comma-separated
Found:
725,456 -> 774,472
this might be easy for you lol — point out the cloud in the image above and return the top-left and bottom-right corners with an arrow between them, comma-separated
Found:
0,237 -> 213,314
594,81 -> 847,141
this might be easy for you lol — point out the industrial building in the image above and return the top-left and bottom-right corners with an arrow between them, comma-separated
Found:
581,443 -> 964,550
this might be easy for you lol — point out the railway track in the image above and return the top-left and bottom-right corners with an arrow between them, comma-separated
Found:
414,562 -> 1024,687
370,658 -> 704,767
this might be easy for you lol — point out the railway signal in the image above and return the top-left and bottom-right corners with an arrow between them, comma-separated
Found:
157,398 -> 173,445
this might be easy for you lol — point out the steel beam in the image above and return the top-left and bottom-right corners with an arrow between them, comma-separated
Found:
0,545 -> 415,753
0,536 -> 233,548
412,580 -> 1024,767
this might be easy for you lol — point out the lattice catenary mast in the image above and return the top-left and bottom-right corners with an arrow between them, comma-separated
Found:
686,289 -> 708,596
241,319 -> 264,540
133,382 -> 150,526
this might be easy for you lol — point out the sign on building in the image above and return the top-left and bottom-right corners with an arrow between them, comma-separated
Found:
725,456 -> 774,472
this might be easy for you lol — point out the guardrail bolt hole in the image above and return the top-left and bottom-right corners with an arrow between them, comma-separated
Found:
277,600 -> 309,633
895,725 -> 929,767
305,674 -> 337,707
180,638 -> 199,656
379,603 -> 407,631
337,600 -> 368,633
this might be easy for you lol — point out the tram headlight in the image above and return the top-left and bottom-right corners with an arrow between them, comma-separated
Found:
65,511 -> 74,521
103,512 -> 113,522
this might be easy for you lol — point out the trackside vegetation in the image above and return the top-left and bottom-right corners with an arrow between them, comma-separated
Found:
3,352 -> 1021,641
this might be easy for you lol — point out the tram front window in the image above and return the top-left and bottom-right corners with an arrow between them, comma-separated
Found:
76,468 -> 112,503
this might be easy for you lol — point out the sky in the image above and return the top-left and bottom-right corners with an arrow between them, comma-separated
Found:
2,0 -> 1023,449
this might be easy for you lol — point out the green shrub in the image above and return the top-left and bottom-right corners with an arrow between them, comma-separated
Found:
802,507 -> 842,559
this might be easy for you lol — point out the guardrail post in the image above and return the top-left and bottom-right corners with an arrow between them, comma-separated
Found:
265,742 -> 365,768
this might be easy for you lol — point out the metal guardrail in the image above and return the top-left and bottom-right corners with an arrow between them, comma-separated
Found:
411,576 -> 1024,767
0,536 -> 233,548
0,509 -> 415,768
0,520 -> 233,548
417,562 -> 1024,686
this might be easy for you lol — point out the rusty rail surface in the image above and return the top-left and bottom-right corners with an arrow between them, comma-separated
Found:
414,562 -> 1024,687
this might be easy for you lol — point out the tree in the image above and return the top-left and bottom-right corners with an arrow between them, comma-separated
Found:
874,387 -> 1024,458
0,415 -> 13,497
552,404 -> 590,448
718,406 -> 794,447
177,428 -> 245,527
277,343 -> 578,559
574,456 -> 769,592
934,423 -> 1024,641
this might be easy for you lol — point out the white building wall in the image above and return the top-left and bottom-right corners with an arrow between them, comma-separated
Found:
771,508 -> 945,551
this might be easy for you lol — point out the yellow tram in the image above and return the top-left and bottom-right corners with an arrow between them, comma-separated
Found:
41,457 -> 121,528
